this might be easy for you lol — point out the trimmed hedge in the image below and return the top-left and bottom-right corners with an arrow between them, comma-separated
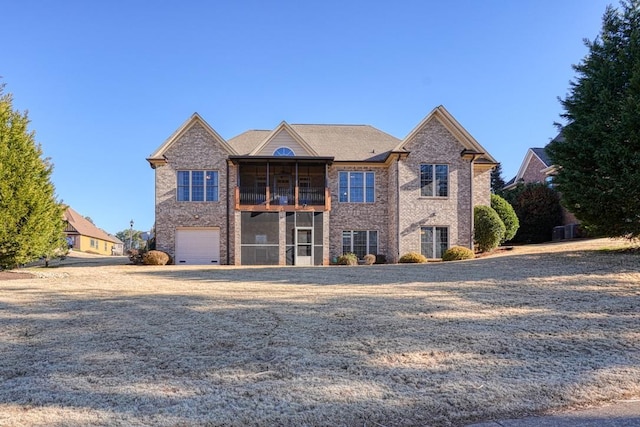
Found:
398,252 -> 428,263
143,250 -> 170,265
363,254 -> 376,265
491,194 -> 520,242
474,205 -> 506,253
442,246 -> 475,261
336,253 -> 358,265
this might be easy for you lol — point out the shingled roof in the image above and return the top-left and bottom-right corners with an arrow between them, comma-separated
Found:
228,124 -> 403,162
531,147 -> 552,168
64,207 -> 117,243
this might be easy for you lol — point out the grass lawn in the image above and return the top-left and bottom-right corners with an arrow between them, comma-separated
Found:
0,239 -> 639,426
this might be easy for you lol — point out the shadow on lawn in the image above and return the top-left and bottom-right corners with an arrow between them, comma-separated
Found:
130,249 -> 639,286
0,250 -> 638,426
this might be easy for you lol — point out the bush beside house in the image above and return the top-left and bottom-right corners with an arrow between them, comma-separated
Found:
442,246 -> 475,261
491,194 -> 519,242
398,252 -> 428,263
474,206 -> 506,253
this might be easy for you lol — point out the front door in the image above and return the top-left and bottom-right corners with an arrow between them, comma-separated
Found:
295,227 -> 313,266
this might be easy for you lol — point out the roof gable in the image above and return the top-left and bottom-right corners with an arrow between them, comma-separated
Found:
64,208 -> 117,243
147,113 -> 237,168
397,105 -> 497,164
250,122 -> 319,157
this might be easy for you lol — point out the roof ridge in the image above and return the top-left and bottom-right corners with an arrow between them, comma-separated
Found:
291,123 -> 371,127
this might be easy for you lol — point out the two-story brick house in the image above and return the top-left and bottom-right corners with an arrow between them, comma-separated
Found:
147,105 -> 497,265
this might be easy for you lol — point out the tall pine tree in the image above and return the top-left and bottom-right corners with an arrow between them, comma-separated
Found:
548,0 -> 640,238
490,163 -> 506,194
0,84 -> 65,268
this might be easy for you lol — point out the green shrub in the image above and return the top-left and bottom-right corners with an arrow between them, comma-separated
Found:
398,252 -> 428,263
336,253 -> 358,265
491,194 -> 520,242
442,246 -> 475,261
142,250 -> 169,265
363,254 -> 376,265
474,205 -> 506,253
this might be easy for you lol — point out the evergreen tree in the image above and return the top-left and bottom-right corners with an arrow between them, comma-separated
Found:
0,85 -> 65,268
547,0 -> 640,238
503,183 -> 562,243
490,163 -> 506,195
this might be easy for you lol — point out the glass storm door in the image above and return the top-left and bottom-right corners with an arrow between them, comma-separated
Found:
295,228 -> 313,266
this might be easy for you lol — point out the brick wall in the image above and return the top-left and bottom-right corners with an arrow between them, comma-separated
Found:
328,165 -> 390,261
154,122 -> 230,263
397,119 -> 474,256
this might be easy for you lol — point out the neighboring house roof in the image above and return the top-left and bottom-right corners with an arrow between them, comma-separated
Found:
530,147 -> 552,168
108,234 -> 124,245
228,124 -> 403,162
505,132 -> 562,189
64,207 -> 118,243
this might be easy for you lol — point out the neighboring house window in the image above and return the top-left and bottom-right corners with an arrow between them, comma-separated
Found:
339,171 -> 375,203
420,164 -> 449,197
421,226 -> 448,258
273,146 -> 295,156
545,176 -> 555,188
177,171 -> 219,201
342,230 -> 378,258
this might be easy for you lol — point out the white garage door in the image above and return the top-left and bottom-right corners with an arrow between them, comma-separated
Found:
175,228 -> 220,265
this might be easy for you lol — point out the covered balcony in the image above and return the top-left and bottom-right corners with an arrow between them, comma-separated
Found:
230,158 -> 332,211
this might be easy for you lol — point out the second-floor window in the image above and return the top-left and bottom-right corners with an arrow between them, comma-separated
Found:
420,164 -> 449,197
177,171 -> 219,202
339,171 -> 375,203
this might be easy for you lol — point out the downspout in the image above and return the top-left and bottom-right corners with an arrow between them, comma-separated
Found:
396,155 -> 401,261
469,154 -> 479,250
226,160 -> 230,265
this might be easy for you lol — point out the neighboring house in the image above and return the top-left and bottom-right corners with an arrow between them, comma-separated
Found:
147,105 -> 497,265
504,133 -> 580,236
108,234 -> 125,256
63,207 -> 120,255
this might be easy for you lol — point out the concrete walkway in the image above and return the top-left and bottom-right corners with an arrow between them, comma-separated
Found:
467,400 -> 640,427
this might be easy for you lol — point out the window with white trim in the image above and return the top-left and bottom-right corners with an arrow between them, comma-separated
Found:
420,226 -> 448,258
342,230 -> 378,258
420,164 -> 449,197
339,171 -> 375,203
177,171 -> 219,201
273,146 -> 295,156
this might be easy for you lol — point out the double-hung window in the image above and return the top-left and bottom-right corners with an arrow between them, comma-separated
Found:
421,226 -> 448,258
177,170 -> 219,201
420,164 -> 449,197
339,171 -> 375,203
342,230 -> 378,258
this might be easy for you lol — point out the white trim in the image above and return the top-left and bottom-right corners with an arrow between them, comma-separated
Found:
148,113 -> 237,162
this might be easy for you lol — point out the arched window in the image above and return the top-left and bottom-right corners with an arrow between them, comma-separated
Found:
273,146 -> 295,156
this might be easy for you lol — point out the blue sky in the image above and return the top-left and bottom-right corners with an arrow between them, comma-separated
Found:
2,0 -> 610,235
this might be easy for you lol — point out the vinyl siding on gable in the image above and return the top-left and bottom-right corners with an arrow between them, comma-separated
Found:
256,130 -> 310,156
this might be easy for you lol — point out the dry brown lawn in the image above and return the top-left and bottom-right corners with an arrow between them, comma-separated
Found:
0,239 -> 639,426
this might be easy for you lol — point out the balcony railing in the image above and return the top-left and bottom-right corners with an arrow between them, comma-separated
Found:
236,186 -> 331,211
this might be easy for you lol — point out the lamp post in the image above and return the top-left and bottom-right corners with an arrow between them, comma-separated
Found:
129,219 -> 134,251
